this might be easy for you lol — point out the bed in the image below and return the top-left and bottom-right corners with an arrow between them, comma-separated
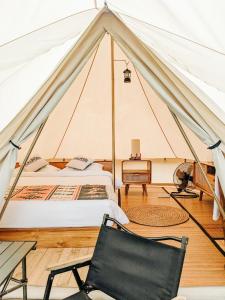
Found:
0,166 -> 129,248
0,162 -> 128,247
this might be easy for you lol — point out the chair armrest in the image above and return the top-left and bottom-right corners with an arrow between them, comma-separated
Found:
47,254 -> 92,271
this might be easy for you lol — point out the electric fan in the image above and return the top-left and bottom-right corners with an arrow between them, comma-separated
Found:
171,162 -> 198,198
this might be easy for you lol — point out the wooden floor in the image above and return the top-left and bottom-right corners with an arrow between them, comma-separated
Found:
216,240 -> 225,251
165,186 -> 224,239
14,186 -> 225,288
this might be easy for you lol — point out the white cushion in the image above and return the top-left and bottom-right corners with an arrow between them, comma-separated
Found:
38,164 -> 60,172
66,157 -> 94,170
63,163 -> 103,173
84,163 -> 103,171
24,156 -> 48,172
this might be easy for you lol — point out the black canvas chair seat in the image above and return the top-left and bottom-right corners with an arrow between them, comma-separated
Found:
44,214 -> 188,300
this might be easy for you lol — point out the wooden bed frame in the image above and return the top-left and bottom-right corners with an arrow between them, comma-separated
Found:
0,227 -> 100,248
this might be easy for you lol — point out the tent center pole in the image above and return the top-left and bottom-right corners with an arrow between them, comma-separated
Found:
0,119 -> 48,221
169,109 -> 225,220
110,35 -> 116,191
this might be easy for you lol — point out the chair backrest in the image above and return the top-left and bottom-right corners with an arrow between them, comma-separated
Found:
86,224 -> 186,300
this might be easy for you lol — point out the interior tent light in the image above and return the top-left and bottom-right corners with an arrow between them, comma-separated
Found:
123,63 -> 131,83
114,59 -> 131,83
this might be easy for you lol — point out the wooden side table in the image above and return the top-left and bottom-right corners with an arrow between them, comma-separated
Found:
122,160 -> 151,195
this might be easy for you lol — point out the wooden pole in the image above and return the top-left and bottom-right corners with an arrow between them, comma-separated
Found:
110,35 -> 116,191
0,119 -> 48,221
170,109 -> 225,220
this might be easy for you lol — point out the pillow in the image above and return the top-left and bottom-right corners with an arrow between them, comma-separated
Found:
24,156 -> 48,172
85,163 -> 103,171
38,164 -> 60,172
63,163 -> 103,173
66,157 -> 93,170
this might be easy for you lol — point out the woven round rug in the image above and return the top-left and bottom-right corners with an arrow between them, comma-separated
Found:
126,205 -> 189,227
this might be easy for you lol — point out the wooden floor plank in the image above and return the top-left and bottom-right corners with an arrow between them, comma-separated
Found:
29,248 -> 62,286
216,240 -> 225,252
0,227 -> 99,248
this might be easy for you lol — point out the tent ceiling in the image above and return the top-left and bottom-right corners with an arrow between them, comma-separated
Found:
18,35 -> 212,161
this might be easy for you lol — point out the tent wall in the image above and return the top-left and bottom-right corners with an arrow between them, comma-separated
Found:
17,35 -> 212,162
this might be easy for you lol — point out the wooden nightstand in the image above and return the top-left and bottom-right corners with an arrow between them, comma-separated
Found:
122,160 -> 152,195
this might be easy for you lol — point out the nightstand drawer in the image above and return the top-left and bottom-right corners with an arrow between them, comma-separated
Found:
123,173 -> 150,183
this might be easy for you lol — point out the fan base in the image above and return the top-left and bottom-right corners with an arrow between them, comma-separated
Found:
171,189 -> 198,198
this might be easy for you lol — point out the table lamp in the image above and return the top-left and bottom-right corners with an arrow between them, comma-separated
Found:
130,139 -> 141,160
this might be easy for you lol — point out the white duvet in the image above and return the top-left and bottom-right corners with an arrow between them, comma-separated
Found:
0,170 -> 128,228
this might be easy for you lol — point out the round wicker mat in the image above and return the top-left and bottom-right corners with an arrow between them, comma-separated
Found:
126,205 -> 189,227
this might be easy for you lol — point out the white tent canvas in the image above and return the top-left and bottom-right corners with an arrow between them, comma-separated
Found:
0,1 -> 225,219
16,34 -> 212,161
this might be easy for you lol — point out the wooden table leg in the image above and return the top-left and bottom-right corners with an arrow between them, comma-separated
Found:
199,190 -> 203,201
118,188 -> 121,207
125,184 -> 130,195
142,184 -> 148,196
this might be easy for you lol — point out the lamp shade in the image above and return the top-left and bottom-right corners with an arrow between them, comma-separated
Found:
131,139 -> 140,156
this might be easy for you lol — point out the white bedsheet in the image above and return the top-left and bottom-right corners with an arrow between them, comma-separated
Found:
0,170 -> 128,228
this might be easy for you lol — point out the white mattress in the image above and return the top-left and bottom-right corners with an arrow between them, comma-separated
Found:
0,170 -> 128,228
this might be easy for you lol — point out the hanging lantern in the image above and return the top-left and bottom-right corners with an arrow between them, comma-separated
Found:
123,68 -> 131,83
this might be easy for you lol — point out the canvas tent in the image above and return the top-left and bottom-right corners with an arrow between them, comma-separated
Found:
0,0 -> 225,219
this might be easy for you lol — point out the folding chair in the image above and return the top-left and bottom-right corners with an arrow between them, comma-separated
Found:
44,214 -> 188,300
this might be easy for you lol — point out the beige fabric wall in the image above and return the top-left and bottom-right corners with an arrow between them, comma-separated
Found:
17,35 -> 212,162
